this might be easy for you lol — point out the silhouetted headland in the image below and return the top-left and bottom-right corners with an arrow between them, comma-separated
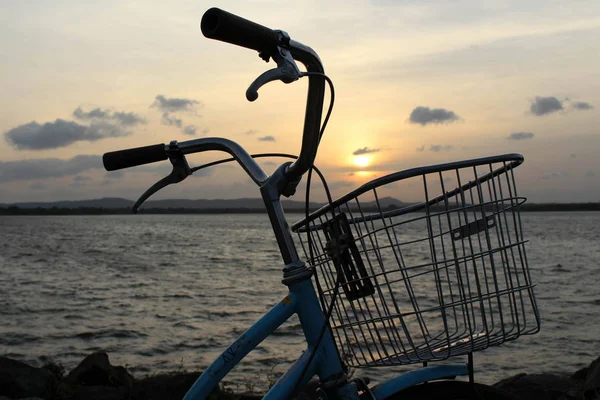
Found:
1,197 -> 599,215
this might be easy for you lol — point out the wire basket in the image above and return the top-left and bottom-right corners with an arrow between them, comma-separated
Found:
292,154 -> 540,368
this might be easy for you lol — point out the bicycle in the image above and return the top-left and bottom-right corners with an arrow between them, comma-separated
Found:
102,8 -> 541,399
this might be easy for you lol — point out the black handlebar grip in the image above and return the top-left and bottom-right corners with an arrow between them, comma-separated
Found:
103,144 -> 167,171
201,8 -> 280,54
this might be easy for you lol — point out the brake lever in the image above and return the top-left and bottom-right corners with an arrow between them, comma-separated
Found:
246,31 -> 302,102
132,153 -> 192,214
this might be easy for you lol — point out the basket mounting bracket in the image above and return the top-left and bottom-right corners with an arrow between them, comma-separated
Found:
323,213 -> 375,301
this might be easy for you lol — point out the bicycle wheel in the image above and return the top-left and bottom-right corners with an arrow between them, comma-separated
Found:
381,381 -> 522,400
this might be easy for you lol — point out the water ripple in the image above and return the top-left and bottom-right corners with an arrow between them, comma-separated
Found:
1,212 -> 599,390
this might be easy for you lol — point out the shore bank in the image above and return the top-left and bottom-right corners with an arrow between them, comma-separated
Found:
1,352 -> 599,400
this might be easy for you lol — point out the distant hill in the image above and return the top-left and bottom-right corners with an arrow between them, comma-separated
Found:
1,198 -> 134,209
1,197 -> 314,210
363,196 -> 411,209
0,196 -> 410,210
2,197 -> 597,215
0,196 -> 412,215
145,197 -> 305,210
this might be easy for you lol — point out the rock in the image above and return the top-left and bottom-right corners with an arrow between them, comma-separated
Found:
583,355 -> 600,399
0,398 -> 44,400
68,385 -> 128,400
0,356 -> 55,399
65,352 -> 133,388
572,366 -> 589,381
5,352 -> 600,400
132,372 -> 214,400
494,372 -> 578,400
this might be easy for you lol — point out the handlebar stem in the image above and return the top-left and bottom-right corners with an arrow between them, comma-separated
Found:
260,163 -> 303,265
282,40 -> 326,188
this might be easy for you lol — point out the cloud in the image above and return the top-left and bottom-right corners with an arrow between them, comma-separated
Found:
5,105 -> 144,150
180,125 -> 208,136
408,106 -> 460,125
328,181 -> 354,189
152,95 -> 204,136
528,97 -> 593,116
161,112 -> 183,128
258,136 -> 276,142
71,175 -> 92,188
0,155 -> 101,181
353,147 -> 380,155
244,129 -> 258,135
73,175 -> 92,182
415,144 -> 454,152
73,107 -> 145,126
112,111 -> 146,126
507,132 -> 535,140
530,96 -> 563,116
105,170 -> 124,179
429,144 -> 453,152
151,95 -> 200,113
182,125 -> 197,136
29,182 -> 47,190
73,107 -> 110,120
540,172 -> 562,181
572,101 -> 594,111
4,119 -> 130,150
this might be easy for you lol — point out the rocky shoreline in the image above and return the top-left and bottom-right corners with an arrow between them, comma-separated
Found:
1,352 -> 599,400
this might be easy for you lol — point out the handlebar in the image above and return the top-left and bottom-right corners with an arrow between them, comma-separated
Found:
103,8 -> 326,197
102,138 -> 269,185
200,8 -> 326,185
201,8 -> 280,54
103,143 -> 168,171
177,138 -> 269,185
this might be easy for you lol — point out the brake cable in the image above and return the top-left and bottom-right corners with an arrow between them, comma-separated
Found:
294,72 -> 353,397
131,70 -> 348,395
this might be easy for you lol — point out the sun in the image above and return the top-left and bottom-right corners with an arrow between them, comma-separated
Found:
353,155 -> 370,167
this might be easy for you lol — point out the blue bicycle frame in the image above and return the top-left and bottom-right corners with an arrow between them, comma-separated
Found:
164,9 -> 470,399
182,269 -> 468,400
178,161 -> 468,400
99,7 -> 537,400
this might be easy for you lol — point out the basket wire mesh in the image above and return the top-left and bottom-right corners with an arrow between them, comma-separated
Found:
292,154 -> 540,368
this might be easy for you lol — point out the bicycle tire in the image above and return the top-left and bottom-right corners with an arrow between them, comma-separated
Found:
380,381 -> 522,400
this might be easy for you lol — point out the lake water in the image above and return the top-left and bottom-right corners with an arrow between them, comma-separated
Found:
1,212 -> 599,391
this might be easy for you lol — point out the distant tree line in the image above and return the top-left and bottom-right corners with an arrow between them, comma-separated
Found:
0,206 -> 267,215
1,202 -> 599,215
519,203 -> 600,211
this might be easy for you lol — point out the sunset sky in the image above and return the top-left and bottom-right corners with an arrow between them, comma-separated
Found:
1,0 -> 599,204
